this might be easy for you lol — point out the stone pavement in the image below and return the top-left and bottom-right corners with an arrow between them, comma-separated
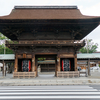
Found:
0,71 -> 100,86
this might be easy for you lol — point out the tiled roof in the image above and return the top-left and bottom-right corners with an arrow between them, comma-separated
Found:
77,53 -> 100,59
0,54 -> 15,60
0,6 -> 100,19
0,53 -> 100,61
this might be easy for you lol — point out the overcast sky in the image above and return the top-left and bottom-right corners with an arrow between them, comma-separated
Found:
0,0 -> 100,51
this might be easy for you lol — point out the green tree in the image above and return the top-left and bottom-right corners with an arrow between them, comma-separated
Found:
0,44 -> 14,54
0,32 -> 14,54
79,39 -> 98,53
0,32 -> 8,40
38,58 -> 46,61
0,45 -> 4,54
6,47 -> 14,54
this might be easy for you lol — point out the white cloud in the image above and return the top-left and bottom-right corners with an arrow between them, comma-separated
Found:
79,2 -> 100,16
0,0 -> 75,15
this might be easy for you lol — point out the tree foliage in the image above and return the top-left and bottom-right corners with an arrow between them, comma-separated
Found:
79,39 -> 98,53
0,32 -> 14,54
0,32 -> 8,40
0,44 -> 14,54
38,58 -> 46,61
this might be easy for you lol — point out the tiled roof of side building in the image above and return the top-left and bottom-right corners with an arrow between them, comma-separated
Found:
0,53 -> 100,60
0,54 -> 15,60
77,53 -> 100,59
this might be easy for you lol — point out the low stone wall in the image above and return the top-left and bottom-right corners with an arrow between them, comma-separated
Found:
57,71 -> 79,78
13,72 -> 36,78
90,69 -> 100,72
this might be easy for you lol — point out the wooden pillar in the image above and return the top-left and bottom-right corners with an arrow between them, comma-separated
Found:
74,54 -> 78,71
23,53 -> 26,58
55,56 -> 61,76
57,57 -> 61,71
32,55 -> 35,72
2,60 -> 6,76
35,58 -> 38,76
55,57 -> 57,76
14,53 -> 18,72
2,60 -> 4,76
88,58 -> 90,76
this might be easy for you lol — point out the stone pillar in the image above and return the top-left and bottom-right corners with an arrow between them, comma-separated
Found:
74,54 -> 78,71
32,55 -> 35,72
14,53 -> 18,72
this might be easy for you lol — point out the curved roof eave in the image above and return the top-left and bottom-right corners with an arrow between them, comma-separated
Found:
0,6 -> 100,20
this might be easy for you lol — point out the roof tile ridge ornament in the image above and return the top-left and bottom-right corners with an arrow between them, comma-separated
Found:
14,6 -> 78,9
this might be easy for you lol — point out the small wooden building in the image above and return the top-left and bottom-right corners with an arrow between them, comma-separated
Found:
0,6 -> 100,78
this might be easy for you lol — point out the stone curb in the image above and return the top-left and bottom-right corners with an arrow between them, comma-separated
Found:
0,80 -> 100,86
0,83 -> 100,86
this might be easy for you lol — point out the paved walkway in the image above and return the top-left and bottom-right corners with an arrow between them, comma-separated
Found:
0,71 -> 100,86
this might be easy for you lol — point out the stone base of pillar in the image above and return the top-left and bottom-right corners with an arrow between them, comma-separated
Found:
13,72 -> 36,78
57,71 -> 79,77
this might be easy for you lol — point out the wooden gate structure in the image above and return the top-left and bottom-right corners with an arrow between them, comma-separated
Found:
0,6 -> 100,78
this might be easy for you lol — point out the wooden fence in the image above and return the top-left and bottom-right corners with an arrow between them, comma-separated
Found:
13,72 -> 36,78
57,71 -> 79,78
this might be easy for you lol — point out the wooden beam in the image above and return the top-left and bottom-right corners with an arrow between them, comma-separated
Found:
59,54 -> 74,58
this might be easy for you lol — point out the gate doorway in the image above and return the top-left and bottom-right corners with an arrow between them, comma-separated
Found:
35,54 -> 57,78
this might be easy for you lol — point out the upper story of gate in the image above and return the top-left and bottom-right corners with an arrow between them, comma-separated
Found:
0,6 -> 100,40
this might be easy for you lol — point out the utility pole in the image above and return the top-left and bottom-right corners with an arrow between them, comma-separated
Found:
4,39 -> 5,54
86,38 -> 88,53
3,39 -> 6,77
